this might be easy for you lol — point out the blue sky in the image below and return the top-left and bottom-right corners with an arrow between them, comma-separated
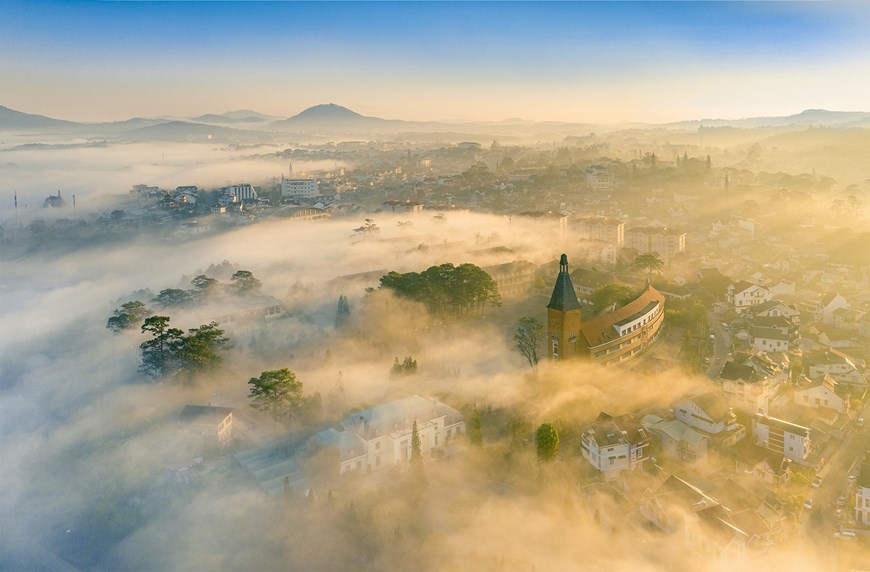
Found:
1,1 -> 868,122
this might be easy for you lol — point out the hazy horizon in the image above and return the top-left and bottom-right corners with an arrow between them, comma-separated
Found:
2,1 -> 870,124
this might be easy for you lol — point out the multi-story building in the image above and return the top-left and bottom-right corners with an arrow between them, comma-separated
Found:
752,414 -> 811,463
546,255 -> 665,365
624,226 -> 686,264
280,178 -> 319,200
585,165 -> 617,191
482,260 -> 538,298
581,412 -> 649,480
575,216 -> 624,249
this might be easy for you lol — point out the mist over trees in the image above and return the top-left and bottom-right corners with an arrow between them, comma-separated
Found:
139,316 -> 228,380
379,263 -> 501,317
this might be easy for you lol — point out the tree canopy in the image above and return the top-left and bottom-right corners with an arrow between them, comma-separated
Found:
231,270 -> 262,295
535,423 -> 559,461
139,316 -> 228,380
513,316 -> 544,373
591,284 -> 637,315
152,288 -> 195,308
106,300 -> 152,332
379,262 -> 500,317
247,368 -> 305,422
632,253 -> 664,276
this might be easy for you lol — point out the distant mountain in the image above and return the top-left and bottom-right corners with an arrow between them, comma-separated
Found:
0,105 -> 79,131
222,109 -> 279,121
272,103 -> 375,131
120,120 -> 271,143
667,109 -> 870,129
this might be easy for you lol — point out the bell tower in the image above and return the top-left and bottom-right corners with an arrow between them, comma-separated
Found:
547,254 -> 581,361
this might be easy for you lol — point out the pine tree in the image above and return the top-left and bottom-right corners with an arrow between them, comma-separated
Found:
335,295 -> 351,327
468,406 -> 483,447
410,420 -> 422,464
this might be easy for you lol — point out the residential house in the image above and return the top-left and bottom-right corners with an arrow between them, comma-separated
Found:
641,414 -> 708,461
743,300 -> 801,325
178,405 -> 234,446
718,361 -> 778,415
580,412 -> 650,480
749,315 -> 799,353
816,293 -> 850,325
674,392 -> 746,449
793,376 -> 846,413
805,348 -> 866,388
727,281 -> 773,310
734,441 -> 792,487
752,414 -> 811,464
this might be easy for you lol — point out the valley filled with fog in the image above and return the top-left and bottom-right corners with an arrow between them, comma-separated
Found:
2,105 -> 870,571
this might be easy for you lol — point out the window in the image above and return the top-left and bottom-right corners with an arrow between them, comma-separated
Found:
434,435 -> 439,447
375,441 -> 381,450
375,455 -> 381,467
609,457 -> 615,465
552,336 -> 559,359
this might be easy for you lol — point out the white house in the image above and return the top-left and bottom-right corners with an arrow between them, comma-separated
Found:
718,361 -> 779,415
805,348 -> 866,388
312,396 -> 465,475
581,412 -> 649,480
178,405 -> 234,446
751,326 -> 791,353
817,293 -> 849,325
793,376 -> 846,413
727,281 -> 773,309
752,414 -> 811,463
673,392 -> 745,449
744,300 -> 801,325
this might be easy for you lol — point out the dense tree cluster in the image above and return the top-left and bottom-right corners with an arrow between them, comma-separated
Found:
150,269 -> 262,309
379,263 -> 501,317
139,316 -> 229,380
106,300 -> 153,332
390,356 -> 418,378
247,368 -> 322,425
335,295 -> 351,328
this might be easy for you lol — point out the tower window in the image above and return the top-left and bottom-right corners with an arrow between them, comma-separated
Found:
552,336 -> 559,359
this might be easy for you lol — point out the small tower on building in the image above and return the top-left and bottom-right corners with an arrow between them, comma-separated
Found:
547,254 -> 581,361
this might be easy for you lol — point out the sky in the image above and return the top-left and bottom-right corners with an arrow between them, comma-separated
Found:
1,0 -> 869,124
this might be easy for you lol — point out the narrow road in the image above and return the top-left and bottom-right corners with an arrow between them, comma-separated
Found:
705,312 -> 731,378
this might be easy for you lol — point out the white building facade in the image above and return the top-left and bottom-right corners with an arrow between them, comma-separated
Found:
281,178 -> 319,200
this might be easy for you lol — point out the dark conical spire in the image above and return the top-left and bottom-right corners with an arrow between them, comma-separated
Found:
548,253 -> 580,311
